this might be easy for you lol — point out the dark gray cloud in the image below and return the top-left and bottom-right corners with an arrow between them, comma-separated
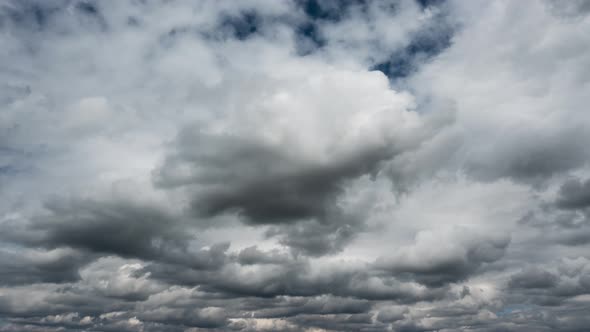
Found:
250,295 -> 372,318
236,246 -> 291,265
503,258 -> 590,311
0,248 -> 87,285
464,125 -> 590,184
154,131 -> 374,255
546,0 -> 590,18
155,130 -> 390,224
140,257 -> 448,304
556,178 -> 590,210
0,196 -> 231,274
517,177 -> 590,248
35,198 -> 188,259
376,228 -> 510,286
508,267 -> 559,290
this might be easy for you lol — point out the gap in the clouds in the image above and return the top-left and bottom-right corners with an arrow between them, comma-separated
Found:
209,5 -> 324,55
218,10 -> 262,40
299,0 -> 445,21
298,0 -> 393,22
295,21 -> 326,55
293,0 -> 382,55
371,7 -> 454,81
415,0 -> 447,10
75,1 -> 99,16
293,0 -> 454,71
73,0 -> 108,31
209,9 -> 296,43
371,31 -> 451,80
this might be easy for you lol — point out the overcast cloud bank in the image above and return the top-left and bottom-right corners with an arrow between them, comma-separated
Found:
1,0 -> 590,331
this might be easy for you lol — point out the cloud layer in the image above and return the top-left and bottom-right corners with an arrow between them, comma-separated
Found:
1,0 -> 590,331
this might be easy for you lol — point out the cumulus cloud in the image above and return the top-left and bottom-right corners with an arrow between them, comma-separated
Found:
376,227 -> 510,286
1,0 -> 590,331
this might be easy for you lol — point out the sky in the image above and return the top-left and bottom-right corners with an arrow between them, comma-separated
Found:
1,0 -> 590,331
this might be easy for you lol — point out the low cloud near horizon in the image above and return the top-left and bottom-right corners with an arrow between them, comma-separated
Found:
1,0 -> 590,331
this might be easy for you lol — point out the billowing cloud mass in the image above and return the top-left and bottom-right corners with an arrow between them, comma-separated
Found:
1,0 -> 590,331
